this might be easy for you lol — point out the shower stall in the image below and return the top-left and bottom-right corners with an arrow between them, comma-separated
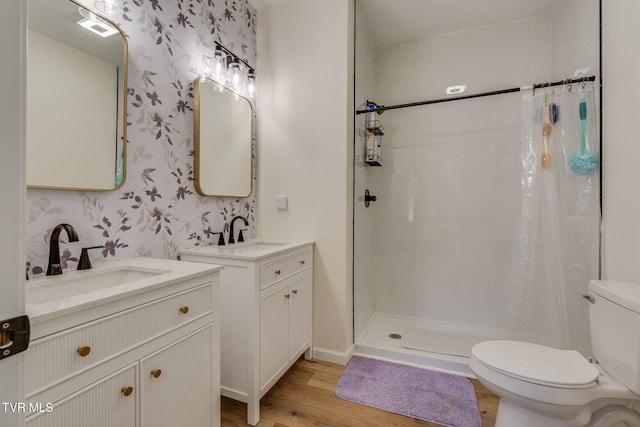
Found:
352,0 -> 601,375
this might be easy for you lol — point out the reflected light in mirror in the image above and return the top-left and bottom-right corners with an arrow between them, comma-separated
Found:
77,18 -> 119,37
77,4 -> 119,37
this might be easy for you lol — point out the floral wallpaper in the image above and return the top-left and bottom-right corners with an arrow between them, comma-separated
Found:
26,0 -> 257,277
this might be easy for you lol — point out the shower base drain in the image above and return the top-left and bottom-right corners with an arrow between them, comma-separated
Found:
388,333 -> 402,340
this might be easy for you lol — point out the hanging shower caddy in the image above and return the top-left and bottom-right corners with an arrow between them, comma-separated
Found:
364,100 -> 383,166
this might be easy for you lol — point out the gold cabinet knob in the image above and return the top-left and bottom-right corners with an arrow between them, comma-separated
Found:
121,386 -> 133,397
179,306 -> 189,314
292,289 -> 298,295
300,260 -> 305,265
151,369 -> 162,378
285,293 -> 291,299
77,346 -> 91,357
275,270 -> 281,275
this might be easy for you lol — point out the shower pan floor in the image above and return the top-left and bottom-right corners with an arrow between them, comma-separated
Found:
353,312 -> 506,378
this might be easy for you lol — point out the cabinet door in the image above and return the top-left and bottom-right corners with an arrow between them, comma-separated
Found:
259,286 -> 289,389
140,326 -> 213,427
26,364 -> 137,427
288,275 -> 312,357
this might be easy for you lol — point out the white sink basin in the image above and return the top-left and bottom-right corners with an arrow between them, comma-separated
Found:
25,258 -> 224,324
26,266 -> 169,304
179,239 -> 312,261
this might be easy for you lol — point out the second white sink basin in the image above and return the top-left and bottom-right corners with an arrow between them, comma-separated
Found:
179,239 -> 313,261
26,265 -> 169,304
236,241 -> 287,252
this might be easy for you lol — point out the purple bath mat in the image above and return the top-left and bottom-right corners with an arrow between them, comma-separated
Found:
335,357 -> 481,427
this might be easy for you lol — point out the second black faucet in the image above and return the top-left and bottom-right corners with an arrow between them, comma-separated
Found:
228,215 -> 249,244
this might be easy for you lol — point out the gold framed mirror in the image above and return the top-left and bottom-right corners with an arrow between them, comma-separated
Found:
193,77 -> 253,198
27,0 -> 127,191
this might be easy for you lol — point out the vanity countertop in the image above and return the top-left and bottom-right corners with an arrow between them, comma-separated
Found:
26,257 -> 223,323
179,239 -> 315,261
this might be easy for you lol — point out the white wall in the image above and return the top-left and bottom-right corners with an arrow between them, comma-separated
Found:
551,0 -> 600,81
255,0 -> 354,362
601,1 -> 640,282
353,2 -> 377,342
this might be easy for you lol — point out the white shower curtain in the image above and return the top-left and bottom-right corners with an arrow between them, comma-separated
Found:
509,83 -> 600,356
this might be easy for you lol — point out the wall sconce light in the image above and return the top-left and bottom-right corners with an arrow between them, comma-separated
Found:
214,42 -> 256,99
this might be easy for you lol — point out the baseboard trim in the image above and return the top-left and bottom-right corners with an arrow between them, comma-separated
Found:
221,387 -> 248,403
312,344 -> 354,366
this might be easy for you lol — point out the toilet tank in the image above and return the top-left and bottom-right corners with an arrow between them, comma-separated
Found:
589,280 -> 640,394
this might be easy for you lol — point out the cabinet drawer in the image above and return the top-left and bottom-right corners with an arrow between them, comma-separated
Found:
259,250 -> 312,290
25,364 -> 137,427
25,284 -> 212,396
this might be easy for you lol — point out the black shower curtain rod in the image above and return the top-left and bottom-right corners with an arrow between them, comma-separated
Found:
356,75 -> 597,115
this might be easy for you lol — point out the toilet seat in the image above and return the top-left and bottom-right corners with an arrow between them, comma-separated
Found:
472,340 -> 599,388
470,340 -> 639,419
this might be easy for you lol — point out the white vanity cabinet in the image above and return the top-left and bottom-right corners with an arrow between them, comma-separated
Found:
180,240 -> 314,426
139,325 -> 214,427
259,273 -> 312,391
23,258 -> 222,427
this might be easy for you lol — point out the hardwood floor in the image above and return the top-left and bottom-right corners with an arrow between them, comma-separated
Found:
221,358 -> 499,426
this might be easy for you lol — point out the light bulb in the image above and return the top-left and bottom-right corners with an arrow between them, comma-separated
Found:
246,72 -> 255,99
213,48 -> 226,79
228,61 -> 242,92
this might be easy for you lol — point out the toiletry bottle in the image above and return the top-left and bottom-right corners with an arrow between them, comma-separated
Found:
366,102 -> 377,129
366,132 -> 375,162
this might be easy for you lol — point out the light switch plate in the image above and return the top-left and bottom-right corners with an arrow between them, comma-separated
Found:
275,196 -> 288,210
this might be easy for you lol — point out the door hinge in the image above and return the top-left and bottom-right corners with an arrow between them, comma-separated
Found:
582,294 -> 595,304
0,315 -> 30,360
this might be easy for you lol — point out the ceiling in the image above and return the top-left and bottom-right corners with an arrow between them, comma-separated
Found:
358,0 -> 560,47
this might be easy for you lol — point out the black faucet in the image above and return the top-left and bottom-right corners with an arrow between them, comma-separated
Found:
46,223 -> 79,276
228,215 -> 249,244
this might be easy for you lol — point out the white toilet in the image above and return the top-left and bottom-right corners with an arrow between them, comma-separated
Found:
470,280 -> 640,427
